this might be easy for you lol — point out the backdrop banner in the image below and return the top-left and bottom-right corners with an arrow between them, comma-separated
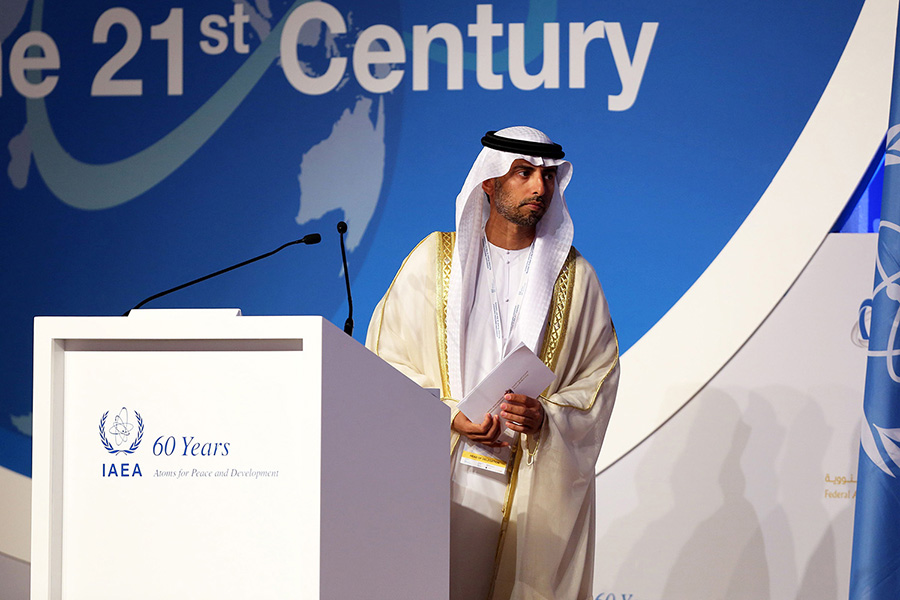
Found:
0,0 -> 867,478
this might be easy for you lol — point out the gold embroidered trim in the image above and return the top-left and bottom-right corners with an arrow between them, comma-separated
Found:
538,247 -> 577,372
436,231 -> 454,399
488,441 -> 523,600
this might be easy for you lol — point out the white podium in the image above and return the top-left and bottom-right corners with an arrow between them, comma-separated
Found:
31,311 -> 449,599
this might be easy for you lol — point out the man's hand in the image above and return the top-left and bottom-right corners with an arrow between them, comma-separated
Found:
500,393 -> 544,435
452,412 -> 508,447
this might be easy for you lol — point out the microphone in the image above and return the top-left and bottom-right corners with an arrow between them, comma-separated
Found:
337,221 -> 353,336
126,233 -> 321,314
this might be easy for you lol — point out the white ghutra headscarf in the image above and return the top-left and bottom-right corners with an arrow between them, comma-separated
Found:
447,126 -> 574,398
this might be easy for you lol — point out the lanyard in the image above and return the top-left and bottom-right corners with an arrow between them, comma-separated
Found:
481,234 -> 535,358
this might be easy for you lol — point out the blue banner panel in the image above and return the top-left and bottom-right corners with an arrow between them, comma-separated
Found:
0,0 -> 864,475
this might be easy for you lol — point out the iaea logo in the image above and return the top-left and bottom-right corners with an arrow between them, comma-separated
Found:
99,407 -> 144,455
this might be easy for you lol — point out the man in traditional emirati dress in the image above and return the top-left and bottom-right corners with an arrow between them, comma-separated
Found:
366,126 -> 620,600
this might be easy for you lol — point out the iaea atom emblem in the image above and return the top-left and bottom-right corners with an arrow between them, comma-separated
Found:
99,407 -> 144,455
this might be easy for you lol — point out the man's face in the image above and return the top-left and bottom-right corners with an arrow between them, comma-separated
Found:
483,159 -> 557,228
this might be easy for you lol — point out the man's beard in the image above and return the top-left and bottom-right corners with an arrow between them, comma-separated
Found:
493,185 -> 546,228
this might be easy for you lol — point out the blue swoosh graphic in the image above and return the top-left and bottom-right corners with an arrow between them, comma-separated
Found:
27,0 -> 307,210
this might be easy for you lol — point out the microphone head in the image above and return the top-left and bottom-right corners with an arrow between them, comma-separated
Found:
337,221 -> 348,234
302,233 -> 322,245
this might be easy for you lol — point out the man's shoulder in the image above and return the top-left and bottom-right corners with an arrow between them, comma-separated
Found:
410,230 -> 457,257
568,245 -> 593,273
412,230 -> 452,245
425,230 -> 454,244
568,246 -> 605,291
391,231 -> 452,279
409,231 -> 451,257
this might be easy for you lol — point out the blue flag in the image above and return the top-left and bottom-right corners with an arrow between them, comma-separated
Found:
849,12 -> 900,599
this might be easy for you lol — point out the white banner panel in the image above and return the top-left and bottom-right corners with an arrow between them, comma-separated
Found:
60,346 -> 319,597
593,234 -> 873,599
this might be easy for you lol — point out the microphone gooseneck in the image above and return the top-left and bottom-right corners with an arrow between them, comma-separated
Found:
337,221 -> 353,336
126,233 -> 321,314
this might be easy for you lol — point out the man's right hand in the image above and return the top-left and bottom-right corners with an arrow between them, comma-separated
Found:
452,412 -> 508,447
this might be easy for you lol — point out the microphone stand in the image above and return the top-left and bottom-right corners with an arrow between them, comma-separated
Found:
125,233 -> 322,315
337,222 -> 353,336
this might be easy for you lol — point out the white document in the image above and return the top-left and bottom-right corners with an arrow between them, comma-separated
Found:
457,342 -> 555,428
